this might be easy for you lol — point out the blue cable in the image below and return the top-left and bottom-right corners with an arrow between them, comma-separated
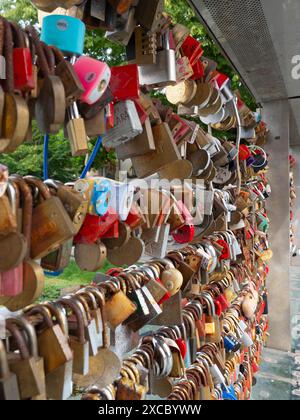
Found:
43,134 -> 49,180
44,270 -> 64,277
80,135 -> 103,179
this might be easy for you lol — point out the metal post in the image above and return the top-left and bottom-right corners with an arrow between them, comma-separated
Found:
263,99 -> 291,351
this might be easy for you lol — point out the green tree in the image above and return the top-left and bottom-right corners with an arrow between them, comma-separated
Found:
0,0 -> 256,180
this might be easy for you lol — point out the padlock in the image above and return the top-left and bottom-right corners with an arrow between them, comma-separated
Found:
0,181 -> 28,296
109,64 -> 140,102
203,293 -> 222,343
40,301 -> 73,400
116,117 -> 156,160
0,180 -> 18,237
104,287 -> 137,329
73,56 -> 111,105
0,183 -> 28,285
102,100 -> 143,148
45,179 -> 88,234
0,339 -> 20,400
66,102 -> 89,156
71,294 -> 99,357
181,35 -> 204,67
25,305 -> 73,375
138,30 -> 177,88
10,22 -> 34,92
24,177 -> 76,260
41,15 -> 86,56
58,297 -> 90,375
161,267 -> 183,297
0,176 -> 45,311
125,286 -> 162,332
223,333 -> 241,353
127,26 -> 157,65
6,317 -> 46,400
74,241 -> 107,272
80,287 -> 106,347
0,19 -> 29,153
74,208 -> 119,245
131,122 -> 181,178
28,29 -> 65,136
51,46 -> 84,105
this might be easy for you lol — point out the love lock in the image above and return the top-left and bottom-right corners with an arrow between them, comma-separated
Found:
171,201 -> 195,244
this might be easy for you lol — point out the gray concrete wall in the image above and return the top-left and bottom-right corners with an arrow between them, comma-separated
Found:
263,100 -> 291,351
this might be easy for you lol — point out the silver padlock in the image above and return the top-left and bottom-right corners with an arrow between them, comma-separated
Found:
138,30 -> 177,88
102,100 -> 143,148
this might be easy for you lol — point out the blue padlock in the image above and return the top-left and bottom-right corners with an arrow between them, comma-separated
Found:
222,385 -> 238,401
224,334 -> 241,353
41,15 -> 86,56
92,179 -> 112,217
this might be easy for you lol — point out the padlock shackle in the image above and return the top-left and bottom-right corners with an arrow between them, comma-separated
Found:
6,319 -> 31,360
26,305 -> 54,330
25,25 -> 50,78
10,175 -> 33,256
10,21 -> 26,49
41,301 -> 69,336
73,294 -> 92,323
24,176 -> 52,201
10,316 -> 39,358
57,296 -> 87,344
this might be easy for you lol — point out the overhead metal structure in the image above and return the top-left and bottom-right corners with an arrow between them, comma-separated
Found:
188,0 -> 297,351
188,0 -> 300,144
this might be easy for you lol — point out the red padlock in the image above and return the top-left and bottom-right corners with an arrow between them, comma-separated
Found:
216,239 -> 231,260
181,35 -> 203,67
214,300 -> 223,317
11,22 -> 34,92
215,294 -> 229,312
171,201 -> 195,244
191,59 -> 205,80
176,338 -> 187,359
74,208 -> 119,244
110,64 -> 140,102
210,71 -> 229,90
106,267 -> 124,276
239,145 -> 251,161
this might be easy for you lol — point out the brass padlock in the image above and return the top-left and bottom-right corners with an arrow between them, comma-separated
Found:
25,305 -> 73,375
45,179 -> 88,234
58,297 -> 90,376
73,294 -> 99,357
6,317 -> 46,400
0,339 -> 20,400
24,177 -> 76,260
104,287 -> 137,329
66,102 -> 89,157
40,301 -> 73,400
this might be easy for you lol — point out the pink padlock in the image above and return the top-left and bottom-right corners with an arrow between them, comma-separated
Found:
74,56 -> 111,105
0,178 -> 31,297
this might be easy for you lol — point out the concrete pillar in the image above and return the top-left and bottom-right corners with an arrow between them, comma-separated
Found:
263,99 -> 291,351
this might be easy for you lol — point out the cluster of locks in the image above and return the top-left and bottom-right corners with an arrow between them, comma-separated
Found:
0,0 -> 272,401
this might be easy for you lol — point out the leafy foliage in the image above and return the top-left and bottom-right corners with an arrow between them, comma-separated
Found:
0,0 -> 257,180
